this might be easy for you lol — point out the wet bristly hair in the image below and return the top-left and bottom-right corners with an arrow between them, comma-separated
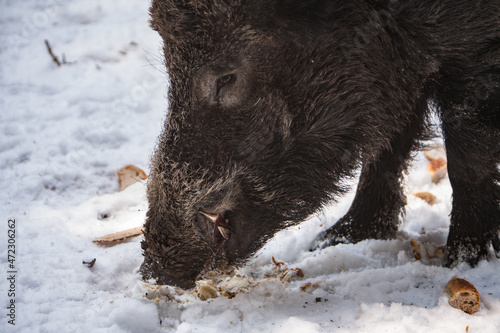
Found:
141,0 -> 500,289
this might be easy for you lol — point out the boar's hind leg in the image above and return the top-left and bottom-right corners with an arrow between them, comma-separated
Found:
441,79 -> 500,267
314,98 -> 428,248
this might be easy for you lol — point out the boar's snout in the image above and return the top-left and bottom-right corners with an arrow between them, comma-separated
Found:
140,157 -> 251,289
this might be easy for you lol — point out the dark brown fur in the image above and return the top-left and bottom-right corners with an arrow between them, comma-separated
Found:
141,0 -> 500,289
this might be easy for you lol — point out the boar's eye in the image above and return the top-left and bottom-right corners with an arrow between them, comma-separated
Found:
216,73 -> 236,100
196,69 -> 245,107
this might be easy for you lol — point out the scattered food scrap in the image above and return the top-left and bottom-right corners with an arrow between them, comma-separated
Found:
424,149 -> 448,184
195,280 -> 219,301
194,274 -> 257,301
93,226 -> 144,244
413,192 -> 437,205
410,240 -> 445,261
219,275 -> 254,299
272,256 -> 304,283
117,165 -> 147,191
446,277 -> 481,314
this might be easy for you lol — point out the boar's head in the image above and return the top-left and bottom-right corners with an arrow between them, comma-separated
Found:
141,0 -> 364,289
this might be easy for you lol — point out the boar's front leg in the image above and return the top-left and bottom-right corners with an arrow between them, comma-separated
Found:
314,98 -> 428,247
440,82 -> 500,267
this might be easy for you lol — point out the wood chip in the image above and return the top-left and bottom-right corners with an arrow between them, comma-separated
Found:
117,165 -> 147,191
93,226 -> 144,244
413,192 -> 437,205
446,277 -> 481,314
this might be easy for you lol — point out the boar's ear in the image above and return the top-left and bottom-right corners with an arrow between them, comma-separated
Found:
149,0 -> 197,39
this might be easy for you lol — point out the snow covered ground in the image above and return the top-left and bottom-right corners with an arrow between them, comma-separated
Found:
1,1 -> 499,332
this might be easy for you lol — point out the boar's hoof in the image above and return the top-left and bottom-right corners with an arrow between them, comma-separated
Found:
444,233 -> 500,268
311,214 -> 399,251
310,218 -> 359,251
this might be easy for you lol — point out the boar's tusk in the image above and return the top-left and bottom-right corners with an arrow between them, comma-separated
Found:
199,211 -> 218,223
199,211 -> 231,243
218,226 -> 231,240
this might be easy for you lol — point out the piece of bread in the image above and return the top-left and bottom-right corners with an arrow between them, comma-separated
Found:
410,240 -> 445,261
413,192 -> 437,205
424,149 -> 448,184
195,280 -> 219,301
426,157 -> 447,184
424,147 -> 446,161
445,277 -> 481,314
93,226 -> 144,244
410,240 -> 422,260
117,165 -> 147,191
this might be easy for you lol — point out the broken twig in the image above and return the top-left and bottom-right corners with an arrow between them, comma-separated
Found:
44,39 -> 61,67
82,258 -> 97,268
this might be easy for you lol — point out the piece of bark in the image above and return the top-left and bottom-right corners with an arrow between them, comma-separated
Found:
93,226 -> 144,244
117,165 -> 147,191
446,277 -> 481,314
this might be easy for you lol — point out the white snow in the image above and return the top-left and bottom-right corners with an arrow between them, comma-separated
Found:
1,1 -> 499,332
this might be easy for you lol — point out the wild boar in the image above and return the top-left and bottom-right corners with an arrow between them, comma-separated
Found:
141,0 -> 500,289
